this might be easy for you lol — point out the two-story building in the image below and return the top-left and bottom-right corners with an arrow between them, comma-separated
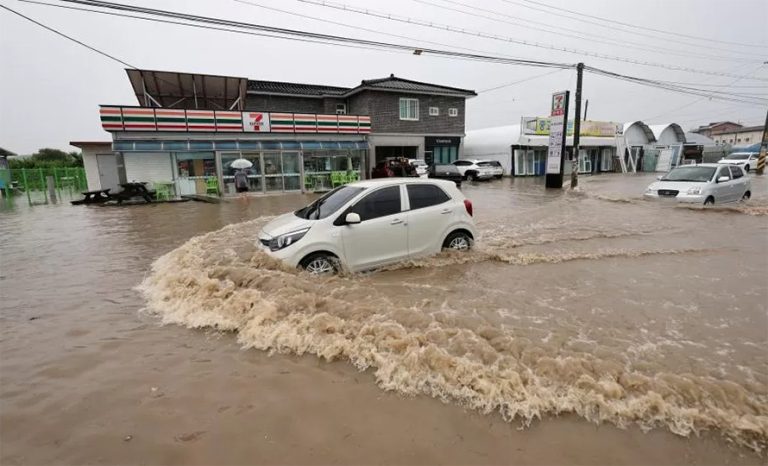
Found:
89,69 -> 475,196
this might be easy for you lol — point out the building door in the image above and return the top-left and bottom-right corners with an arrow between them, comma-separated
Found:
96,154 -> 120,192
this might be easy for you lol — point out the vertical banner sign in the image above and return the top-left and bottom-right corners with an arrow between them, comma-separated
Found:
243,112 -> 271,132
546,91 -> 568,175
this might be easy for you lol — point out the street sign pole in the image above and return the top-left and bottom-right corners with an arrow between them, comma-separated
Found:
545,90 -> 570,189
756,109 -> 768,175
571,63 -> 584,189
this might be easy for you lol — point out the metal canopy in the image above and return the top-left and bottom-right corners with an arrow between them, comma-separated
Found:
126,69 -> 247,110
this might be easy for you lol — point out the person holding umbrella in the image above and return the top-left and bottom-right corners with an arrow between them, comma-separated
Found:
230,158 -> 253,194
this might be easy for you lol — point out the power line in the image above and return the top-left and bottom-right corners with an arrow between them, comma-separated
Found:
640,63 -> 765,121
515,0 -> 768,50
298,0 -> 768,80
12,0 -> 768,106
414,0 -> 757,62
50,0 -> 573,69
0,3 -> 136,68
478,68 -> 565,93
231,0 -> 558,64
585,65 -> 767,107
18,0 -> 415,55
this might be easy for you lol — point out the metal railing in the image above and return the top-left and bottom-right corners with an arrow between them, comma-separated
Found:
6,167 -> 87,192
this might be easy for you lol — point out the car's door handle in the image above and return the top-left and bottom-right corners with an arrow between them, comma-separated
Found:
390,218 -> 403,225
440,209 -> 452,214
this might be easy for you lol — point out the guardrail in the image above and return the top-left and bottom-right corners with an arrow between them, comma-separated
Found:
100,106 -> 372,135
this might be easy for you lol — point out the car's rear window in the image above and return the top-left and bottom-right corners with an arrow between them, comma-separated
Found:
407,184 -> 451,210
477,161 -> 500,167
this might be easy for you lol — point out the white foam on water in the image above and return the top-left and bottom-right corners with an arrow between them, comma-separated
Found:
138,218 -> 768,454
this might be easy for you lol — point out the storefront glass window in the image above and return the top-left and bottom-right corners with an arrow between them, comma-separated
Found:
222,152 -> 261,193
303,150 -> 361,192
175,152 -> 215,195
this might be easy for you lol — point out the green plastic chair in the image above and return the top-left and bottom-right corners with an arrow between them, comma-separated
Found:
205,177 -> 219,196
154,182 -> 172,201
304,174 -> 315,191
347,171 -> 359,183
330,171 -> 345,188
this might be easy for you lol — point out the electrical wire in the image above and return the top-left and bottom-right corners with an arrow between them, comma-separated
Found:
9,0 -> 768,106
514,0 -> 768,50
298,0 -> 767,79
231,0 -> 559,64
0,3 -> 136,68
478,68 -> 565,93
413,0 -> 757,61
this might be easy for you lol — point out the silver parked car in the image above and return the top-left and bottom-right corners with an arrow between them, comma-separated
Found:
644,163 -> 751,205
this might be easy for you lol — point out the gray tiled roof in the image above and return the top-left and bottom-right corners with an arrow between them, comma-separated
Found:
247,80 -> 349,96
357,75 -> 476,96
246,75 -> 476,97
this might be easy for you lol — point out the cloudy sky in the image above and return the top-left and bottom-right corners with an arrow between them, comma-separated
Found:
1,0 -> 766,154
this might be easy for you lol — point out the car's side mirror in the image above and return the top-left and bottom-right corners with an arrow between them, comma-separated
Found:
345,212 -> 361,224
656,175 -> 663,180
717,176 -> 729,183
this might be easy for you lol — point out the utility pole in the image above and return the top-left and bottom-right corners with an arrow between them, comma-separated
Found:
756,108 -> 768,175
571,63 -> 584,189
583,99 -> 589,121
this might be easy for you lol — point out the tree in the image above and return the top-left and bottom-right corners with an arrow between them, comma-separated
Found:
8,148 -> 84,168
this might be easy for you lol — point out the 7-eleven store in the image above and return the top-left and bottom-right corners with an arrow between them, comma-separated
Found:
99,106 -> 370,196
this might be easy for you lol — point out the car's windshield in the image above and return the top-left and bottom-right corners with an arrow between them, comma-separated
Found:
295,186 -> 366,220
662,166 -> 716,182
477,162 -> 491,167
725,153 -> 750,160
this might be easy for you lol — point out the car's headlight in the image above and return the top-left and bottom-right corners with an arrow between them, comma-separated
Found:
269,228 -> 310,251
686,187 -> 702,195
645,187 -> 655,194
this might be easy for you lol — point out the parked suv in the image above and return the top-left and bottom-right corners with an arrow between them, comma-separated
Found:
452,159 -> 494,181
717,152 -> 759,173
477,160 -> 504,179
259,179 -> 477,273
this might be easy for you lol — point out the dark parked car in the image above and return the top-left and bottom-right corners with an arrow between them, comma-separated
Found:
428,164 -> 462,186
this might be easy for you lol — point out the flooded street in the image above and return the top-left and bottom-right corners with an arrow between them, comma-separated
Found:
1,173 -> 766,465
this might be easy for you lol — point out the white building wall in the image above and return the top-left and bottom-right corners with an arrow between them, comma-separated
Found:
82,152 -> 101,191
123,152 -> 173,188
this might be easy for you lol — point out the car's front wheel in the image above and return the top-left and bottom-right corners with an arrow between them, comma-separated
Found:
466,171 -> 477,182
300,252 -> 339,275
744,165 -> 749,173
704,196 -> 715,206
742,191 -> 751,201
443,230 -> 473,251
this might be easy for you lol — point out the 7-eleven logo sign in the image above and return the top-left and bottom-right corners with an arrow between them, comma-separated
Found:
244,112 -> 271,132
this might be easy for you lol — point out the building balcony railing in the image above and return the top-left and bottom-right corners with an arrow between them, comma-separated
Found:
100,106 -> 371,135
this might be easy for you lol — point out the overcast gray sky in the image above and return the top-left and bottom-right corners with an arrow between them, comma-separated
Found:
1,0 -> 766,154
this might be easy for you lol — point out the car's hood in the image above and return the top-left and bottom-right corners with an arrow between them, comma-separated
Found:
648,180 -> 705,191
718,159 -> 746,165
260,212 -> 313,238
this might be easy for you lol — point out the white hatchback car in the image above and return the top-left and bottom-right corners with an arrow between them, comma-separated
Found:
717,152 -> 759,173
259,178 -> 477,274
644,163 -> 751,205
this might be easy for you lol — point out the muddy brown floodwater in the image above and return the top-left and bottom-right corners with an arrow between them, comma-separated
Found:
1,174 -> 766,465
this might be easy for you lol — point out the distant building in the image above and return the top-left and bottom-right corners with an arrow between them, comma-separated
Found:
691,121 -> 743,138
708,125 -> 764,147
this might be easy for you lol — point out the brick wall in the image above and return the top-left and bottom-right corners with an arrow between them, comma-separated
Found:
245,95 -> 324,113
350,91 -> 465,134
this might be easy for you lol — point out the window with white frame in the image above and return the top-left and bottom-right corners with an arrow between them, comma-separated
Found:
429,106 -> 439,116
448,108 -> 458,117
336,103 -> 347,115
399,98 -> 419,121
